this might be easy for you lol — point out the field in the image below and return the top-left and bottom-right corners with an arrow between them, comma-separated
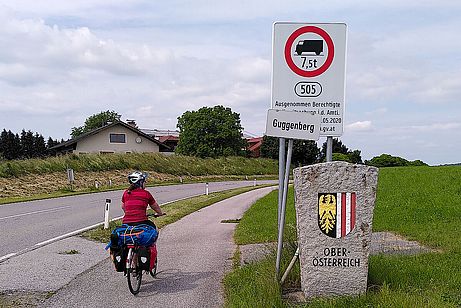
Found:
224,166 -> 461,307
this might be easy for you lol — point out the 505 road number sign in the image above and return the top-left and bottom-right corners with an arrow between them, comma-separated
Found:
271,23 -> 347,137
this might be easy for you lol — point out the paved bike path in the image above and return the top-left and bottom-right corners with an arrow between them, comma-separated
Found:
41,186 -> 276,308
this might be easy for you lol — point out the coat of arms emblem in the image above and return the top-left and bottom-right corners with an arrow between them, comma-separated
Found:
318,192 -> 356,238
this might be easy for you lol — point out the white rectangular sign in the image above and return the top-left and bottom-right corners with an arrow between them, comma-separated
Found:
271,22 -> 347,136
265,109 -> 320,140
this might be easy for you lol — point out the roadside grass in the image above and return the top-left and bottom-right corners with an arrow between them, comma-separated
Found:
224,166 -> 461,307
0,153 -> 277,178
0,186 -> 124,205
82,184 -> 273,243
0,175 -> 276,205
234,186 -> 296,245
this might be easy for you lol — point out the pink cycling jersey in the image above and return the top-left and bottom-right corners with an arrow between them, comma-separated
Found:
122,188 -> 157,223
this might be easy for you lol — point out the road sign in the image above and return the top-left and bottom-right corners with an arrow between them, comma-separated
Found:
271,23 -> 347,136
266,109 -> 320,140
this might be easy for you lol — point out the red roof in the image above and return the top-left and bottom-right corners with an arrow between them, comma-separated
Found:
247,137 -> 263,157
159,135 -> 180,143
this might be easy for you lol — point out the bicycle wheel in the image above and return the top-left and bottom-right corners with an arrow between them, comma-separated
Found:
149,257 -> 158,278
127,250 -> 143,295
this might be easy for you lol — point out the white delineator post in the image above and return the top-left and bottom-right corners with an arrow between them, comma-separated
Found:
205,183 -> 209,195
104,199 -> 111,229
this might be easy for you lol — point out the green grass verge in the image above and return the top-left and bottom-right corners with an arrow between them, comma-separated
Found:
234,186 -> 296,245
0,175 -> 276,205
224,166 -> 461,307
82,184 -> 273,243
0,153 -> 277,177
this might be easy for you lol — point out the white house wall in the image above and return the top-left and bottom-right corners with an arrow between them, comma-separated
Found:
75,125 -> 160,154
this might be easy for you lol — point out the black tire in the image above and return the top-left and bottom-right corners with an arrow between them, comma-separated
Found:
149,257 -> 158,278
127,251 -> 142,295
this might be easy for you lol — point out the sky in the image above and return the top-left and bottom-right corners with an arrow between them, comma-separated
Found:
0,1 -> 460,165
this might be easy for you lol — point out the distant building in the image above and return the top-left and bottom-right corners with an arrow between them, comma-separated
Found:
50,121 -> 170,155
247,136 -> 263,158
141,128 -> 180,152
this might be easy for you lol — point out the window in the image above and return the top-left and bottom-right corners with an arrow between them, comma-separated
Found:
109,133 -> 126,143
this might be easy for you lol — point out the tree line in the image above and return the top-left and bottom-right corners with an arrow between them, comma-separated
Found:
175,105 -> 426,167
259,136 -> 363,166
0,129 -> 61,160
0,107 -> 426,168
175,105 -> 363,166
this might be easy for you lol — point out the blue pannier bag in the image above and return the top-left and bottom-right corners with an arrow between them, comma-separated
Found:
105,224 -> 158,250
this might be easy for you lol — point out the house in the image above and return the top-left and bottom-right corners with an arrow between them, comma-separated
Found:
51,121 -> 170,155
141,128 -> 180,152
247,136 -> 263,158
157,135 -> 179,151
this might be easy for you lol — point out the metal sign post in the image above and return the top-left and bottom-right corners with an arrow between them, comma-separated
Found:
278,137 -> 286,229
275,139 -> 293,277
326,136 -> 333,162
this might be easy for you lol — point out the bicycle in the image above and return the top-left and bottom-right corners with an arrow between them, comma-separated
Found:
125,243 -> 158,294
123,213 -> 165,295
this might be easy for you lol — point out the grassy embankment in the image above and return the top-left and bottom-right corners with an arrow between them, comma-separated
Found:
0,153 -> 277,203
224,166 -> 461,307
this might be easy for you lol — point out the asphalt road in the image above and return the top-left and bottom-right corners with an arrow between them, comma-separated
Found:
0,180 -> 275,261
35,187 -> 276,307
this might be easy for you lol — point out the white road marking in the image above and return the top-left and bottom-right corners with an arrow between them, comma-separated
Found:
0,253 -> 16,262
32,197 -> 188,248
0,205 -> 72,221
2,186 -> 271,262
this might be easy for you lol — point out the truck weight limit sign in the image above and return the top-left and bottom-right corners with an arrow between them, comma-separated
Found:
271,23 -> 347,136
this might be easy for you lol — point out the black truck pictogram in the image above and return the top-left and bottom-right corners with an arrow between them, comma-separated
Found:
295,40 -> 323,55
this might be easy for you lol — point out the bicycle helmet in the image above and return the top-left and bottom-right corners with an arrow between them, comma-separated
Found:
128,171 -> 148,187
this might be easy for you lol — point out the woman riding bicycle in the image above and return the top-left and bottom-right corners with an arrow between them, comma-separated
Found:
122,171 -> 165,270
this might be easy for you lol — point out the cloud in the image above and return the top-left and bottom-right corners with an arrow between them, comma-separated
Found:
0,14 -> 271,130
408,122 -> 461,132
346,121 -> 373,132
365,108 -> 387,115
0,15 -> 172,87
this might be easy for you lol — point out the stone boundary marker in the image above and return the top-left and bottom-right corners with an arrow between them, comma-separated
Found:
293,161 -> 378,299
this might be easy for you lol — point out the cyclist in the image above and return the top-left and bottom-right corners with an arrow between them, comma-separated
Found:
122,171 -> 165,271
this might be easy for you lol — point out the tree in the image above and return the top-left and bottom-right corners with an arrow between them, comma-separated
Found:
46,137 -> 60,156
33,133 -> 46,158
320,138 -> 349,161
260,136 -> 320,167
319,138 -> 363,164
176,105 -> 247,158
365,154 -> 427,167
348,150 -> 363,164
0,130 -> 21,160
332,153 -> 352,163
20,130 -> 35,158
259,136 -> 279,160
71,110 -> 121,138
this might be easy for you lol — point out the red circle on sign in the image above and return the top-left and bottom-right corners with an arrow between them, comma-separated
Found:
284,26 -> 335,78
